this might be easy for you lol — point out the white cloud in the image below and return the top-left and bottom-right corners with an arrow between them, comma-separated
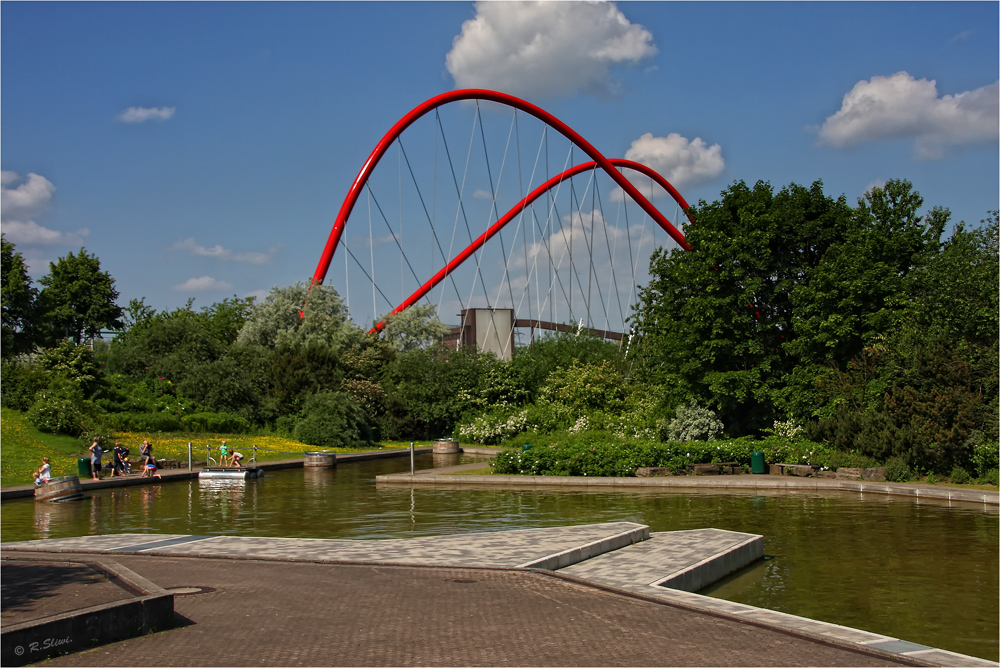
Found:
2,171 -> 55,221
117,106 -> 176,123
171,237 -> 280,264
173,276 -> 233,292
0,171 -> 89,246
446,1 -> 656,99
818,72 -> 999,159
622,132 -> 725,191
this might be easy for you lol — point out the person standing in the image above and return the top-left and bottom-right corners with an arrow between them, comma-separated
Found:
111,442 -> 127,476
88,439 -> 103,480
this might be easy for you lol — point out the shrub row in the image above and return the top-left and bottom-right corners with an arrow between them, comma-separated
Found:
490,432 -> 843,477
98,411 -> 251,434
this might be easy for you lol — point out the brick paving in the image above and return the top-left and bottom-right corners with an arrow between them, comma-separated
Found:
26,554 -> 917,667
8,523 -> 994,666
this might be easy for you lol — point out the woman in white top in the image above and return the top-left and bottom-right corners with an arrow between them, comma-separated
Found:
34,457 -> 51,485
88,440 -> 103,480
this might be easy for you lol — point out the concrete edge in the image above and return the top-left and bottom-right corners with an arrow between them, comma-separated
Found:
515,524 -> 650,570
0,558 -> 175,667
375,471 -> 999,506
652,534 -> 764,592
0,448 -> 435,500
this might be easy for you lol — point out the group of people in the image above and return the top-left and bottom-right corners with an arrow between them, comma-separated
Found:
34,439 -> 246,485
84,438 -> 161,480
216,440 -> 245,468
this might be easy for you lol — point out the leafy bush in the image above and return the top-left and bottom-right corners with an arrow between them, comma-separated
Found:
459,406 -> 531,445
99,411 -> 184,433
980,469 -> 999,486
490,433 -> 831,477
666,400 -> 724,442
180,412 -> 251,434
538,361 -> 626,414
0,360 -> 50,411
293,391 -> 373,449
969,432 -> 999,478
950,467 -> 972,485
884,458 -> 911,482
27,380 -> 91,436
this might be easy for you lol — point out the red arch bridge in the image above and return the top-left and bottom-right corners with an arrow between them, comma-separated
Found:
308,89 -> 692,360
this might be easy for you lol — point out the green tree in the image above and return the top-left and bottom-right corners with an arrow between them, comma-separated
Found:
380,346 -> 490,439
1,235 -> 39,356
236,282 -> 361,351
632,179 -> 947,435
786,180 -> 947,367
905,212 -> 999,346
38,247 -> 123,345
632,179 -> 855,433
379,303 -> 450,352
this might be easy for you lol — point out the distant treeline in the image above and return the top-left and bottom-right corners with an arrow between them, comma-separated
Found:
2,178 -> 997,478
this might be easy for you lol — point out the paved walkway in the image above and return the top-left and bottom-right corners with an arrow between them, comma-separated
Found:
0,554 -> 919,667
4,523 -> 995,667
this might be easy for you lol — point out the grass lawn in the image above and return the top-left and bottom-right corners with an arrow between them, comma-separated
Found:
0,408 -> 416,488
1,408 -> 87,486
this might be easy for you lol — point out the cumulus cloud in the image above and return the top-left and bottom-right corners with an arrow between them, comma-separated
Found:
446,1 -> 657,99
818,72 -> 999,159
0,171 -> 89,246
171,237 -> 280,264
117,106 -> 176,123
173,276 -> 233,292
622,133 -> 725,191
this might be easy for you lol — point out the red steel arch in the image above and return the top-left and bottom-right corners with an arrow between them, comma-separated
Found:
370,158 -> 692,332
310,89 -> 692,292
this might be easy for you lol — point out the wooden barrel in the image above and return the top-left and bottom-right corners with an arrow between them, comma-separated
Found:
432,439 -> 461,454
34,476 -> 84,503
304,452 -> 337,468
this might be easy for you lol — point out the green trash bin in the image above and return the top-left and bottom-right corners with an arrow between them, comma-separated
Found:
750,451 -> 766,475
521,444 -> 533,452
77,457 -> 92,478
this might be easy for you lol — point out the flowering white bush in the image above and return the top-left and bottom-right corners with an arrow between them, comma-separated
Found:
666,400 -> 724,442
770,419 -> 804,441
459,408 -> 530,444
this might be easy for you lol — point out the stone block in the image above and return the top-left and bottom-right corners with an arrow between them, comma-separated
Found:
836,467 -> 863,480
816,470 -> 837,479
863,467 -> 887,481
692,464 -> 720,476
788,465 -> 815,477
635,467 -> 673,477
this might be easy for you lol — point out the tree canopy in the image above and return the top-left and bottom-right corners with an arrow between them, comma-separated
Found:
38,247 -> 124,345
1,234 -> 38,357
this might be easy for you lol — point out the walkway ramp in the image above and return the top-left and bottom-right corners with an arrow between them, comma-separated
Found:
557,528 -> 763,592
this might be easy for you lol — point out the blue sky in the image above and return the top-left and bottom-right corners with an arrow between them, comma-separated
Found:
2,1 -> 997,328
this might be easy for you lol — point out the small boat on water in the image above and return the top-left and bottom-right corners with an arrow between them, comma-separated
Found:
198,467 -> 264,480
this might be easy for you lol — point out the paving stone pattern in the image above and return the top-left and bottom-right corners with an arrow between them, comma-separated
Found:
4,523 -> 996,667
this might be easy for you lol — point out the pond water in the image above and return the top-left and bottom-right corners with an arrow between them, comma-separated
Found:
2,453 -> 997,661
